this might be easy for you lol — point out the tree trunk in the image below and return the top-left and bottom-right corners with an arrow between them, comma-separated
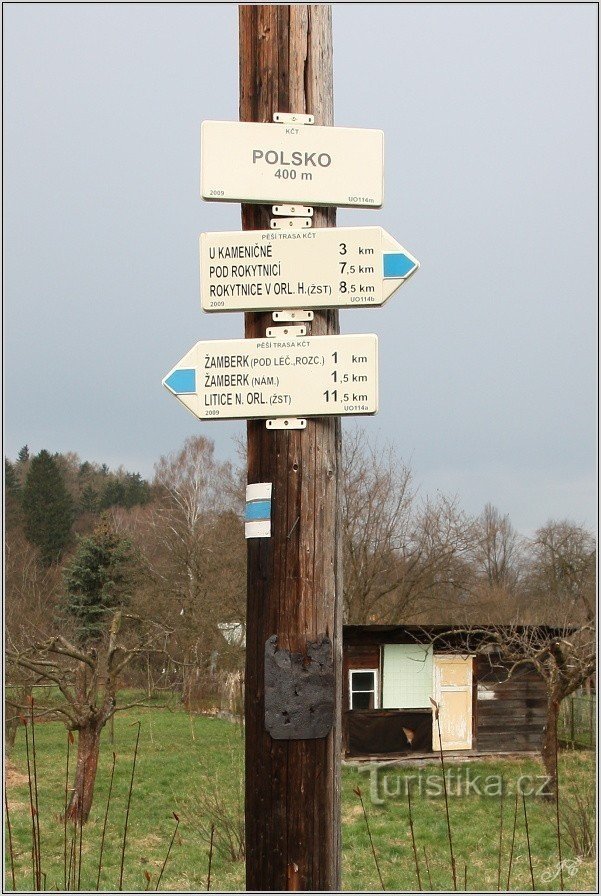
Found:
4,712 -> 20,758
541,695 -> 560,798
67,721 -> 103,823
5,685 -> 32,757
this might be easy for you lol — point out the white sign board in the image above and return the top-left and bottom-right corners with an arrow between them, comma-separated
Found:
163,334 -> 378,420
201,121 -> 383,208
200,226 -> 419,312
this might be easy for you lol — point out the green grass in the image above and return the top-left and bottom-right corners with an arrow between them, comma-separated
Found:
5,704 -> 246,891
5,700 -> 596,891
342,753 -> 596,891
559,695 -> 596,749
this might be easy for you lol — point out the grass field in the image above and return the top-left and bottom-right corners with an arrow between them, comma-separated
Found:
4,700 -> 596,891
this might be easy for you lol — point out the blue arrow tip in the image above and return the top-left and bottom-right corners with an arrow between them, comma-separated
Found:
163,368 -> 196,394
383,253 -> 418,279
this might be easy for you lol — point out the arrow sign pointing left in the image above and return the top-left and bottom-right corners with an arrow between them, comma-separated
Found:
163,334 -> 378,421
200,226 -> 419,312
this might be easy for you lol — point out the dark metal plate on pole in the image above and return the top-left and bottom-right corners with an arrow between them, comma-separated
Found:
265,635 -> 334,740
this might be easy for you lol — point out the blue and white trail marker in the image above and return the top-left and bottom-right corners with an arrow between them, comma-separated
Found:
200,226 -> 419,313
245,483 -> 272,539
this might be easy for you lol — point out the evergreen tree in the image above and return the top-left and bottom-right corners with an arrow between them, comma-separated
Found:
5,459 -> 22,530
15,444 -> 31,487
79,484 -> 99,514
21,450 -> 74,565
98,478 -> 127,510
123,472 -> 151,507
62,519 -> 136,645
97,471 -> 150,510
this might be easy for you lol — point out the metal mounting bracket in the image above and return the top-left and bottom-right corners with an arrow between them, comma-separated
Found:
271,198 -> 314,230
270,217 -> 312,230
272,204 -> 314,217
266,418 -> 307,430
266,325 -> 306,338
272,310 -> 314,323
273,112 -> 314,126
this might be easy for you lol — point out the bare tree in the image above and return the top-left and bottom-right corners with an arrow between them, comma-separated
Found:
527,521 -> 596,624
6,517 -> 170,823
471,503 -> 523,590
7,610 -> 168,822
4,530 -> 62,753
341,430 -> 477,624
133,437 -> 245,706
341,430 -> 415,623
400,493 -> 476,624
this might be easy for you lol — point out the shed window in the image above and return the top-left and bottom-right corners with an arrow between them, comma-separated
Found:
349,669 -> 379,710
382,644 -> 433,709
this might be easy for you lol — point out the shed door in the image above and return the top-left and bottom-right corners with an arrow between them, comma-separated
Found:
433,656 -> 473,750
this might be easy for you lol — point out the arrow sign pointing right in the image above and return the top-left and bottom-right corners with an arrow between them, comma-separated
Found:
200,226 -> 418,312
380,228 -> 420,303
383,251 -> 418,279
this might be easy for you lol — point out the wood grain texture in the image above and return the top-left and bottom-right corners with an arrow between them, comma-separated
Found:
239,5 -> 341,890
475,656 -> 547,751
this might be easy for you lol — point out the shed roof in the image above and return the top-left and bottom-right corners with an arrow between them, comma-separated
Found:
343,623 -> 578,648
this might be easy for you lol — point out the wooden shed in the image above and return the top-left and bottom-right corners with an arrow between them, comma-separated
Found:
343,624 -> 549,758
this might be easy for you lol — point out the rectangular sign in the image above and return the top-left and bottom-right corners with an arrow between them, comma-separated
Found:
163,334 -> 378,421
201,120 -> 384,208
200,226 -> 419,312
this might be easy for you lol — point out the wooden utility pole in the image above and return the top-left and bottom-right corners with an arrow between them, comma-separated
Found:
239,5 -> 342,890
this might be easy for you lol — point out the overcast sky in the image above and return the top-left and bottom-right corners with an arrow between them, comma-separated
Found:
4,2 -> 597,535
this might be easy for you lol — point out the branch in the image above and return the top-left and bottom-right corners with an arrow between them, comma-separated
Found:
111,643 -> 166,677
107,610 -> 123,661
110,700 -> 155,715
8,655 -> 78,709
5,697 -> 78,726
51,636 -> 96,668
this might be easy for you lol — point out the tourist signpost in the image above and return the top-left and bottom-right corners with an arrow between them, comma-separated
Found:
162,5 -> 420,889
200,226 -> 419,312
